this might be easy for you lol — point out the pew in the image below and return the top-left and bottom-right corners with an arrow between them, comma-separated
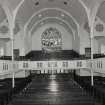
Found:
8,74 -> 97,105
74,75 -> 105,104
0,75 -> 32,105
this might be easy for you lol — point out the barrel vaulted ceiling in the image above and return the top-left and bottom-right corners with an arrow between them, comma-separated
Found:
0,0 -> 105,35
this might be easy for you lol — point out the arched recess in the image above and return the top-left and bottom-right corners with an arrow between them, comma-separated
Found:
25,8 -> 78,31
13,0 -> 90,55
0,2 -> 13,28
12,0 -> 80,55
74,0 -> 91,55
24,8 -> 79,54
12,0 -> 25,28
24,8 -> 78,38
26,17 -> 76,53
0,2 -> 13,56
30,17 -> 75,39
87,1 -> 103,59
78,0 -> 103,86
78,0 -> 104,55
95,0 -> 105,55
6,0 -> 25,57
31,21 -> 74,52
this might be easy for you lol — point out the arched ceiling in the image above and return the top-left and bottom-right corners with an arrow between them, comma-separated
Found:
0,0 -> 105,34
97,1 -> 105,23
1,0 -> 103,12
15,0 -> 87,26
26,8 -> 77,32
30,18 -> 75,43
30,17 -> 74,38
0,6 -> 6,24
81,0 -> 103,10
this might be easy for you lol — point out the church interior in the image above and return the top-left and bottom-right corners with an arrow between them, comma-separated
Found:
0,0 -> 105,105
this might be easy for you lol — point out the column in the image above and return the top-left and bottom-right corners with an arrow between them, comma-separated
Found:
10,25 -> 15,88
90,22 -> 94,86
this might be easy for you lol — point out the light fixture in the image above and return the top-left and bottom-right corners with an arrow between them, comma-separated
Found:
35,1 -> 39,6
64,1 -> 68,5
38,14 -> 42,18
61,14 -> 65,17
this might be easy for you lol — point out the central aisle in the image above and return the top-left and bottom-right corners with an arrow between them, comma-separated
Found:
9,74 -> 96,105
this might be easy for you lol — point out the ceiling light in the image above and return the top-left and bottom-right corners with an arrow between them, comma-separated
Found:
64,1 -> 68,5
38,14 -> 42,18
35,1 -> 39,6
61,14 -> 65,17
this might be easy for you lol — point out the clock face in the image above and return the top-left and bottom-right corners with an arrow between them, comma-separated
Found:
95,24 -> 104,32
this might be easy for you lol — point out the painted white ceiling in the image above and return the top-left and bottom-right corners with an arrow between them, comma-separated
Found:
15,0 -> 87,26
97,1 -> 105,23
0,6 -> 6,24
0,0 -> 104,31
30,17 -> 74,36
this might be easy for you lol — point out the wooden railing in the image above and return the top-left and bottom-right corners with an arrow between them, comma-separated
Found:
0,58 -> 105,75
18,60 -> 87,70
0,60 -> 19,75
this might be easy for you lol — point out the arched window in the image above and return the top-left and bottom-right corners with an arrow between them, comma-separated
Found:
42,27 -> 62,52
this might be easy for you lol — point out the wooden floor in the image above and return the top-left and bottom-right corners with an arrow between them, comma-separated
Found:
8,74 -> 100,105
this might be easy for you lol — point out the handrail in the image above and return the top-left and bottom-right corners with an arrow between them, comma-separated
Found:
0,58 -> 105,75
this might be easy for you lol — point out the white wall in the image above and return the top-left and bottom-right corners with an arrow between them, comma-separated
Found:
76,69 -> 100,76
24,31 -> 32,55
5,17 -> 105,56
31,23 -> 74,51
79,26 -> 101,55
14,29 -> 25,56
79,16 -> 105,55
94,38 -> 101,54
5,23 -> 74,56
6,28 -> 25,56
0,40 -> 6,56
5,23 -> 102,56
73,30 -> 80,53
101,44 -> 105,54
5,70 -> 30,78
76,69 -> 91,76
79,27 -> 90,54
